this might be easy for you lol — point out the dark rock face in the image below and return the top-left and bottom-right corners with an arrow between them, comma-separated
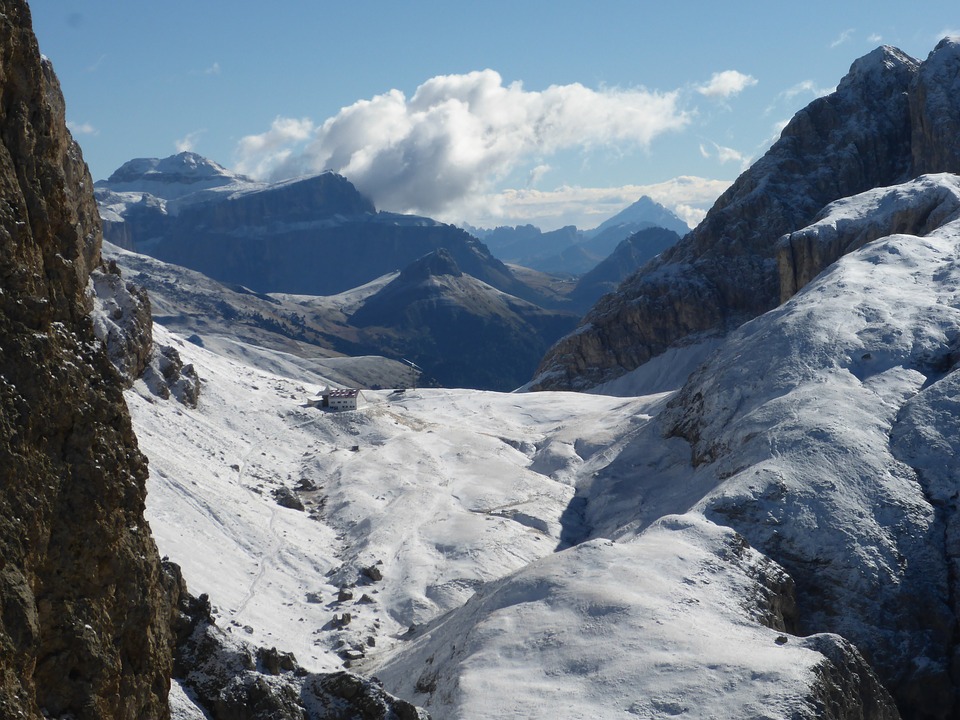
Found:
800,634 -> 901,720
533,42 -> 960,390
0,2 -> 174,717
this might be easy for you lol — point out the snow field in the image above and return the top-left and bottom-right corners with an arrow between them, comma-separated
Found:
131,325 -> 658,674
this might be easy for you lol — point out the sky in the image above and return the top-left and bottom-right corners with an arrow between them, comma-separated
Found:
31,2 -> 960,231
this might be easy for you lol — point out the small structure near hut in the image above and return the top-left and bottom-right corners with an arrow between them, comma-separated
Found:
307,387 -> 363,411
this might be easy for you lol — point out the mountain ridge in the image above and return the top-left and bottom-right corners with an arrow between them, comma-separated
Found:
532,42 -> 946,390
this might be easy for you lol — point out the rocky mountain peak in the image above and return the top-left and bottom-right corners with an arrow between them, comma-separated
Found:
838,44 -> 918,92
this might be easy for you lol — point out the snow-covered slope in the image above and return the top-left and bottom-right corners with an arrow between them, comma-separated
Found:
375,517 -> 889,719
134,171 -> 960,718
132,325 -> 658,675
134,319 -> 900,717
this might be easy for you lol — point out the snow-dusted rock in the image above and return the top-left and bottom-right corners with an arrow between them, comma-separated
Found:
778,173 -> 960,300
653,215 -> 960,714
534,40 -> 960,393
374,515 -> 896,719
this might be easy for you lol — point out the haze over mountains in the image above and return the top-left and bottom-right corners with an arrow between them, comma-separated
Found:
9,0 -> 960,716
467,195 -> 689,275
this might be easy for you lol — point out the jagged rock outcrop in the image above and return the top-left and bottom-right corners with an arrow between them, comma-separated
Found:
0,2 -> 175,717
533,41 -> 960,390
165,564 -> 428,720
91,260 -> 154,383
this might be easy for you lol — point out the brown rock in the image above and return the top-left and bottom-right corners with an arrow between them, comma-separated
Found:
0,2 -> 174,717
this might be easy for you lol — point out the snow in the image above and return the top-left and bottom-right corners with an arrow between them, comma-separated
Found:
127,173 -> 960,716
375,515 -> 828,719
132,325 -> 659,672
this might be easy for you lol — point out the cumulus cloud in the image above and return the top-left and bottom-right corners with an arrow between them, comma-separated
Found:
205,61 -> 221,75
234,117 -> 315,179
233,70 -> 689,216
447,176 -> 732,232
67,120 -> 97,136
867,33 -> 883,44
695,70 -> 757,99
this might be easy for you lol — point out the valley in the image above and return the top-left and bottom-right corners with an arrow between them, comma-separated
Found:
7,1 -> 960,717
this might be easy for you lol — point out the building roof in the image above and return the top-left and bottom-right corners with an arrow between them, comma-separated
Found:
326,388 -> 359,398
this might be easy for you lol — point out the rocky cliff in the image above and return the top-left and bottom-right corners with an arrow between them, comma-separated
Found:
533,41 -> 960,390
0,2 -> 175,717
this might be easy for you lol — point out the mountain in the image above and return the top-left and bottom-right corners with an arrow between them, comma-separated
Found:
100,241 -> 417,390
14,0 -> 960,714
0,4 -> 173,715
349,249 -> 578,390
102,240 -> 577,392
567,226 -> 682,311
96,155 -> 542,304
583,195 -> 691,241
473,197 -> 688,275
533,43 -> 945,390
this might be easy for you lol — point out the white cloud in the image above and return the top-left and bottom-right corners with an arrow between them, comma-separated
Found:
445,176 -> 732,232
715,144 -> 747,166
867,33 -> 883,44
699,141 -> 751,171
937,29 -> 960,41
174,130 -> 205,153
67,120 -> 97,136
527,164 -> 551,186
695,70 -> 757,99
233,69 -> 690,217
234,117 -> 315,178
830,28 -> 855,48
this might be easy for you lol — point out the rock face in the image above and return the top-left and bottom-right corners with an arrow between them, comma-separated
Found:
0,2 -> 175,717
533,41 -> 960,390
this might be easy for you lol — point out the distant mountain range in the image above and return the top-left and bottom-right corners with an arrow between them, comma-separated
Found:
96,155 -> 531,302
469,196 -> 689,275
95,154 -> 578,390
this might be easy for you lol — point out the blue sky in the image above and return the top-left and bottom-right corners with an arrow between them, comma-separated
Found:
32,2 -> 960,230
